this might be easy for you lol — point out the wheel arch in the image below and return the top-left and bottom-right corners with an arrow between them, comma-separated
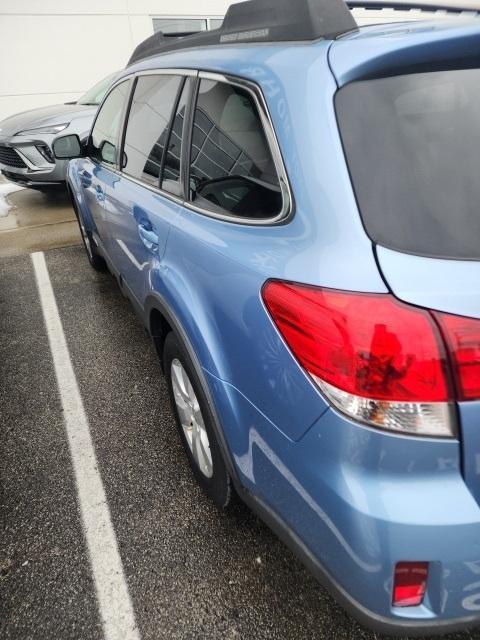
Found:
145,292 -> 240,486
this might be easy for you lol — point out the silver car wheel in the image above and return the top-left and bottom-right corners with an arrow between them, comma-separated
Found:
171,358 -> 213,479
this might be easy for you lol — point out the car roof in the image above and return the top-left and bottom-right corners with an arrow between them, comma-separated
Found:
330,18 -> 480,85
119,17 -> 480,89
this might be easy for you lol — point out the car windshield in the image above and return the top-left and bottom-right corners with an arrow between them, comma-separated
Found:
336,68 -> 480,260
77,72 -> 118,106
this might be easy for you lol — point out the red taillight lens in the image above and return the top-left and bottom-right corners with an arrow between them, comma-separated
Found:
435,313 -> 480,401
393,562 -> 429,607
262,282 -> 449,402
262,281 -> 458,437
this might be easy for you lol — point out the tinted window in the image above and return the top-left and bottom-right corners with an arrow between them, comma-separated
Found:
90,80 -> 130,165
123,75 -> 182,187
336,69 -> 480,260
161,78 -> 192,197
189,79 -> 282,219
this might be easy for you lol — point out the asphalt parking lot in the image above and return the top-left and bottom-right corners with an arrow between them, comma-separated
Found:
0,181 -> 478,640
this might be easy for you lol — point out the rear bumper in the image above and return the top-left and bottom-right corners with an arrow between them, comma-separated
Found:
242,488 -> 480,638
206,371 -> 480,636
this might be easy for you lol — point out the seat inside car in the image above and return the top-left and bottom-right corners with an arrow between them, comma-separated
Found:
219,91 -> 276,184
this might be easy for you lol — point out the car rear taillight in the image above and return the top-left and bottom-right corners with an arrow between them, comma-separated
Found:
262,281 -> 469,437
393,562 -> 429,607
435,313 -> 480,402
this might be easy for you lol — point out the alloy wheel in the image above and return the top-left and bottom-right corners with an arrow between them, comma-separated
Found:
170,358 -> 213,478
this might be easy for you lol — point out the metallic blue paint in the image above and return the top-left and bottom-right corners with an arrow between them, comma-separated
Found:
377,246 -> 480,319
67,17 -> 480,634
330,21 -> 480,86
459,401 -> 480,509
207,375 -> 480,621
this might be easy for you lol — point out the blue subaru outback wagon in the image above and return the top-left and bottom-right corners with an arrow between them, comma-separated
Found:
55,0 -> 480,634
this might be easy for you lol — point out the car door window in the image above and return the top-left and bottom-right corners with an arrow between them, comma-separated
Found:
160,78 -> 193,197
188,79 -> 282,220
122,74 -> 183,187
90,80 -> 130,166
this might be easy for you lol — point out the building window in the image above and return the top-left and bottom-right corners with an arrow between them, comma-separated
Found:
208,18 -> 224,29
152,17 -> 223,34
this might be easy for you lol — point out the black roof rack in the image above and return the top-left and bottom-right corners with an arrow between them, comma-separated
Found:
127,31 -> 201,67
127,0 -> 357,66
127,0 -> 480,67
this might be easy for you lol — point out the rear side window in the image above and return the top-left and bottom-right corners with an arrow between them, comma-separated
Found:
188,79 -> 282,220
336,69 -> 480,260
122,74 -> 182,187
90,80 -> 130,165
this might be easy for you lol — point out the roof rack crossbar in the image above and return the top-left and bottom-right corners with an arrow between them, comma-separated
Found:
127,0 -> 357,66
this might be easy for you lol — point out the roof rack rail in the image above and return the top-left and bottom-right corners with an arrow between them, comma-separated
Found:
127,0 -> 357,66
128,31 -> 202,67
347,0 -> 480,13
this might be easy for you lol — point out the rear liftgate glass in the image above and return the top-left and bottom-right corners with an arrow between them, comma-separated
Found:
335,68 -> 480,261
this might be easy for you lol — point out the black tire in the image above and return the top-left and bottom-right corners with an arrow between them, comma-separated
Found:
71,197 -> 106,271
163,331 -> 232,508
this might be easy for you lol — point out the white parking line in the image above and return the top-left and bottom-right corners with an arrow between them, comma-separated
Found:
31,251 -> 140,640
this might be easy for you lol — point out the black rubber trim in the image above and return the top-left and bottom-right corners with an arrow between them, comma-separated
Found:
182,75 -> 199,203
158,76 -> 186,191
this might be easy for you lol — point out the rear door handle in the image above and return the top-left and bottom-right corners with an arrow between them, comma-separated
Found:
95,184 -> 105,202
138,222 -> 159,251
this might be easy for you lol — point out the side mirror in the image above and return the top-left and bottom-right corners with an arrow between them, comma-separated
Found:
52,134 -> 82,159
100,140 -> 116,164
